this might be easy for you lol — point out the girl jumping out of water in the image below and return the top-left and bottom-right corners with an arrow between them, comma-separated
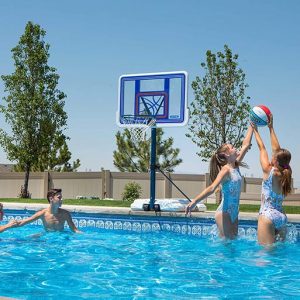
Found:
252,116 -> 292,245
185,126 -> 253,239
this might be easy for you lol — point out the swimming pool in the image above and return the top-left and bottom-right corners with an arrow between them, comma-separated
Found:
1,210 -> 300,299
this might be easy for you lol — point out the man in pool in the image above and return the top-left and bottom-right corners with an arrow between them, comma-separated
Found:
16,189 -> 81,233
0,202 -> 19,233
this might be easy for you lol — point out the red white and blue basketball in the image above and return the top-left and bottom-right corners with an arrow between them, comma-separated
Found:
249,105 -> 271,127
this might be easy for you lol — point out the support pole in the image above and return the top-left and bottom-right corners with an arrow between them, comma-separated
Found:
149,126 -> 157,209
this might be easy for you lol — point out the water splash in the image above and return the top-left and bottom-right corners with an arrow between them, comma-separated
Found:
286,224 -> 299,243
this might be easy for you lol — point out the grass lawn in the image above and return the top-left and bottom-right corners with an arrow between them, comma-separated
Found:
1,198 -> 300,214
0,198 -> 132,207
206,204 -> 300,214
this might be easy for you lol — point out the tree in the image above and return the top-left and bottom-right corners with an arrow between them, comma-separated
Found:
186,45 -> 251,161
0,21 -> 79,197
113,128 -> 182,172
33,138 -> 81,172
13,135 -> 80,173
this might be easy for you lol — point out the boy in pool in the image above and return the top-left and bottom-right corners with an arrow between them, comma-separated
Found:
16,189 -> 81,233
0,203 -> 19,233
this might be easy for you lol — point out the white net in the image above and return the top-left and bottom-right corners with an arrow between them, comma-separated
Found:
121,116 -> 156,143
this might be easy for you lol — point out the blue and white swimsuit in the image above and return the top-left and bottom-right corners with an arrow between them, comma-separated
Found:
259,168 -> 287,230
216,168 -> 242,223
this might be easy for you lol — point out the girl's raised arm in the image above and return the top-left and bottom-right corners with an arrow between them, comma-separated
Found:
252,125 -> 271,175
268,114 -> 281,154
237,126 -> 254,163
185,166 -> 230,216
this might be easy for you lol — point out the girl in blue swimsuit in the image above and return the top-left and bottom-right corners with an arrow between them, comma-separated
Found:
252,116 -> 292,245
186,126 -> 253,239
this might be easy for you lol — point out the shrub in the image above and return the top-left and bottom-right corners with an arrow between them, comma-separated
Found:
122,182 -> 142,201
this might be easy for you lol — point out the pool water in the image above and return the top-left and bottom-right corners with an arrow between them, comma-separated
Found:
0,225 -> 299,299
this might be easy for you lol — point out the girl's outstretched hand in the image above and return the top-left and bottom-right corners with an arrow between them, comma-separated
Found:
268,114 -> 273,129
250,121 -> 258,131
6,220 -> 19,228
185,202 -> 194,217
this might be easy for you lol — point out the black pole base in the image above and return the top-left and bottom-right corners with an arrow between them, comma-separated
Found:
142,203 -> 161,212
154,204 -> 161,212
143,204 -> 150,211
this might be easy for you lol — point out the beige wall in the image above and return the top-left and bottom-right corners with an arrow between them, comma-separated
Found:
49,172 -> 102,199
166,174 -> 206,199
0,170 -> 298,205
244,177 -> 263,193
0,172 -> 46,198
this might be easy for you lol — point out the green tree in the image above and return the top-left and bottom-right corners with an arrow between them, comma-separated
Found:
34,138 -> 80,172
113,128 -> 182,172
186,45 -> 251,161
0,21 -> 79,197
13,136 -> 80,173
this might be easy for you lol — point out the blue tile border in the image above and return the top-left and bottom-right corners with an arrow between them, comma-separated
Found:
2,209 -> 300,242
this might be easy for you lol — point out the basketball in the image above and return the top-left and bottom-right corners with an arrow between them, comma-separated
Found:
249,105 -> 271,127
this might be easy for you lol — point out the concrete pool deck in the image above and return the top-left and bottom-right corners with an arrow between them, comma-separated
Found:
2,202 -> 300,223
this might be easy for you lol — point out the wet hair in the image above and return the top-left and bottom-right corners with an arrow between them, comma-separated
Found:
209,144 -> 248,183
47,188 -> 62,203
275,149 -> 292,196
210,144 -> 228,183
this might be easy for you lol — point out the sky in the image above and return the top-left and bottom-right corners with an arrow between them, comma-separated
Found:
0,0 -> 300,186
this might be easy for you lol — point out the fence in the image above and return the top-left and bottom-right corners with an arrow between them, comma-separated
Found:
0,170 -> 299,205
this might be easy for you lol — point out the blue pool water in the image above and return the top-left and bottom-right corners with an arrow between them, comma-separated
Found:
0,211 -> 299,299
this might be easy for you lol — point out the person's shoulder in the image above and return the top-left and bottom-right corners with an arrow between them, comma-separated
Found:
272,167 -> 282,177
221,165 -> 231,174
34,208 -> 47,217
263,163 -> 273,173
218,165 -> 231,180
59,208 -> 71,215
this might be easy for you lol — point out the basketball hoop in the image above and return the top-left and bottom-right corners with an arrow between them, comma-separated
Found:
117,72 -> 188,211
121,115 -> 156,142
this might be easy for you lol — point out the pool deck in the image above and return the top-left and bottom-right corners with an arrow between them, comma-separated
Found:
2,202 -> 300,223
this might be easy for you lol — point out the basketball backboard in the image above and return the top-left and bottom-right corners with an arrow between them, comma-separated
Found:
116,71 -> 188,127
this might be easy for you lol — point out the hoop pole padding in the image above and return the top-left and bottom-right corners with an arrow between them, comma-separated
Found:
149,127 -> 157,210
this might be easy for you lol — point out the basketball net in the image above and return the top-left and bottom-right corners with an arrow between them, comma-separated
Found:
121,116 -> 156,143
